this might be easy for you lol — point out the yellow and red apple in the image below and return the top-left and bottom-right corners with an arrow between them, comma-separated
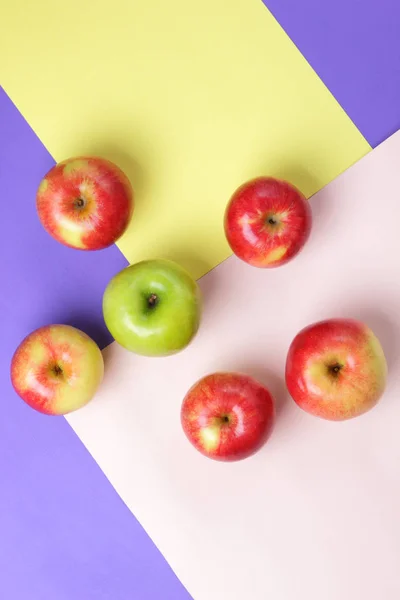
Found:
285,318 -> 388,421
224,177 -> 312,268
36,156 -> 133,250
11,325 -> 104,415
181,372 -> 275,461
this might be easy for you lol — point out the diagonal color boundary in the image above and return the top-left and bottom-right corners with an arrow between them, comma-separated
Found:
0,88 -> 192,600
0,0 -> 370,274
262,0 -> 400,147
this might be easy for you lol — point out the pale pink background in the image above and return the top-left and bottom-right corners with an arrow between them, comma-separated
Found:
68,132 -> 400,599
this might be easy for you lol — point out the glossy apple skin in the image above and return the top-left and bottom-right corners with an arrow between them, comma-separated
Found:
103,259 -> 202,356
36,156 -> 133,250
224,177 -> 312,268
11,325 -> 104,415
181,372 -> 275,461
285,318 -> 387,421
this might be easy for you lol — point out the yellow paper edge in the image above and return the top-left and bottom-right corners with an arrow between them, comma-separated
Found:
0,0 -> 370,277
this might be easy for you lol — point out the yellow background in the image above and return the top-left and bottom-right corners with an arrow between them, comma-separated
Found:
1,0 -> 370,277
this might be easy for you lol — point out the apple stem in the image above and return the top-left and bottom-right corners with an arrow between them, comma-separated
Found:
52,364 -> 63,377
328,363 -> 342,376
147,294 -> 158,309
74,197 -> 86,209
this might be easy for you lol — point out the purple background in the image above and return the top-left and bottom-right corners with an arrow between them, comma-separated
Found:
263,0 -> 400,147
0,87 -> 191,600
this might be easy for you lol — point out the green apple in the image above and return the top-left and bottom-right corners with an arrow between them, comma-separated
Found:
103,259 -> 202,356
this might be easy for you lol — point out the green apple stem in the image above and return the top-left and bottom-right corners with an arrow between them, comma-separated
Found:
147,294 -> 158,309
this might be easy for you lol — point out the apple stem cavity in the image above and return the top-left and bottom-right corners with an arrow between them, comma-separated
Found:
51,363 -> 64,378
147,293 -> 159,309
74,197 -> 86,209
328,363 -> 342,377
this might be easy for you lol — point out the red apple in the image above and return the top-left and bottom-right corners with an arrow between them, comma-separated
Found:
285,318 -> 388,421
224,177 -> 312,267
36,156 -> 133,250
181,372 -> 275,461
11,324 -> 104,415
